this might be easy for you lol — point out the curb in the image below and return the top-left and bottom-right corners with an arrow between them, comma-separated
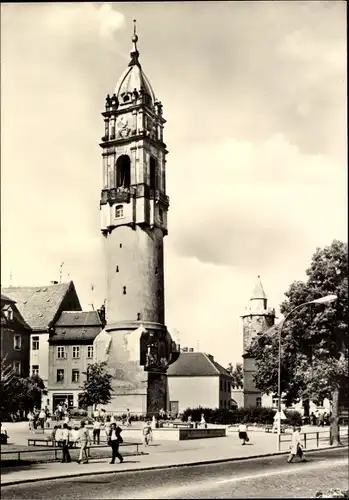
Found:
1,444 -> 347,487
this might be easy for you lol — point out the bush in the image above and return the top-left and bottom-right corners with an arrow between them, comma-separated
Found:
182,406 -> 278,425
284,410 -> 302,427
315,489 -> 349,498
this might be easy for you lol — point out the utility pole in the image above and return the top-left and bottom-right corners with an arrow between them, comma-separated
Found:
9,270 -> 12,287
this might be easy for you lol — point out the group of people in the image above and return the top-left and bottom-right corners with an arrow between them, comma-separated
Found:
51,420 -> 124,465
27,407 -> 51,433
310,411 -> 330,427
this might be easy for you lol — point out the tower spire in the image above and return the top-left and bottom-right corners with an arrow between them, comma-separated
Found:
129,19 -> 140,67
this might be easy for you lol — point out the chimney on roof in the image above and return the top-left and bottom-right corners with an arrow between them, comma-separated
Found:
206,353 -> 214,361
188,347 -> 194,352
50,281 -> 59,285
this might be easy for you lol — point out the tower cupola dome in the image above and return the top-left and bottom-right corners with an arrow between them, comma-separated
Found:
114,20 -> 156,108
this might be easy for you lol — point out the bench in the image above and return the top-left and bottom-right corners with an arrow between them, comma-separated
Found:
5,441 -> 143,462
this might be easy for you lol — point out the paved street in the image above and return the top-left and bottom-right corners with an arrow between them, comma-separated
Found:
2,448 -> 347,499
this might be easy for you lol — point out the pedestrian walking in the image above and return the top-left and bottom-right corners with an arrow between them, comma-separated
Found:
107,422 -> 124,464
287,426 -> 306,463
77,421 -> 91,464
93,418 -> 101,444
238,420 -> 249,445
61,424 -> 71,463
142,420 -> 152,447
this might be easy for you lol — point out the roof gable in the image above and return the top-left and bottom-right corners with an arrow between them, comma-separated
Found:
167,352 -> 230,377
1,282 -> 81,331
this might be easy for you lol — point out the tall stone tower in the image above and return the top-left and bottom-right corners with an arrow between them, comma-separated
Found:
99,22 -> 178,415
241,276 -> 275,408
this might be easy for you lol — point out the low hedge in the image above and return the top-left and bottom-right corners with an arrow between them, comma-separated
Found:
181,406 -> 302,426
315,489 -> 349,498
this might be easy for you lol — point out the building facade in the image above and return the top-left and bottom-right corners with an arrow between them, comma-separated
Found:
98,22 -> 178,414
2,281 -> 82,404
241,276 -> 276,408
167,352 -> 232,414
1,294 -> 31,377
47,311 -> 103,410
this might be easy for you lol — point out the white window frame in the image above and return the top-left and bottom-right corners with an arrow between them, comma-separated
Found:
87,346 -> 94,359
6,307 -> 14,320
13,361 -> 21,374
72,369 -> 80,383
57,346 -> 66,359
256,397 -> 262,408
56,369 -> 64,382
115,205 -> 124,219
32,365 -> 39,376
14,334 -> 21,350
272,397 -> 279,408
72,346 -> 80,359
32,336 -> 39,350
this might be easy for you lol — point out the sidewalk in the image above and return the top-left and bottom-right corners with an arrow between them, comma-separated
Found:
2,431 -> 346,487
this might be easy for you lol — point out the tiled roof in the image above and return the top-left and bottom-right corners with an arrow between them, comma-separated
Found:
1,282 -> 80,331
1,294 -> 14,303
55,311 -> 102,327
50,326 -> 102,343
167,352 -> 232,377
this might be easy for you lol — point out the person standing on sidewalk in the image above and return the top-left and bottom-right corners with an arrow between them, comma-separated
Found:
142,421 -> 152,447
93,418 -> 101,444
77,421 -> 91,464
107,422 -> 124,464
61,423 -> 71,463
28,411 -> 35,434
38,409 -> 46,431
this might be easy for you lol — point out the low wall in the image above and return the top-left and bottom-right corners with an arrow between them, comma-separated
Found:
179,428 -> 226,440
119,427 -> 226,441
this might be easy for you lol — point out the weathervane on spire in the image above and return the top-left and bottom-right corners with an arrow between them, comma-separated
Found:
132,19 -> 138,50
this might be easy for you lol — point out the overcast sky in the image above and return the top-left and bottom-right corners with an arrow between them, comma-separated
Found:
1,2 -> 346,366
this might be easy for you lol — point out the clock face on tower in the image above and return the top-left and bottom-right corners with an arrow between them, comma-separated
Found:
117,116 -> 131,138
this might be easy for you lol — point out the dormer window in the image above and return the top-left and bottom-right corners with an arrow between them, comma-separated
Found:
3,306 -> 13,321
115,205 -> 124,219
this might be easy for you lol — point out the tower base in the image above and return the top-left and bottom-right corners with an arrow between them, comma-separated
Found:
97,321 -> 171,415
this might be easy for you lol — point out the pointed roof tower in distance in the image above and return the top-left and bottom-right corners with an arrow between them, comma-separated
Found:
251,275 -> 267,301
249,275 -> 267,313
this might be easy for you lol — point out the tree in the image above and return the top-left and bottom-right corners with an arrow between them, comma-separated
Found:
79,362 -> 113,410
227,362 -> 243,389
249,240 -> 348,445
0,360 -> 47,418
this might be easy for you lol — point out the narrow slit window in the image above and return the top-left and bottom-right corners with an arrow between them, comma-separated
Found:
155,267 -> 158,275
116,265 -> 119,272
123,286 -> 127,295
120,243 -> 122,248
137,313 -> 141,321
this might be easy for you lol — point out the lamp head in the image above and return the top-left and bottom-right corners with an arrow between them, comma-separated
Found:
311,294 -> 338,305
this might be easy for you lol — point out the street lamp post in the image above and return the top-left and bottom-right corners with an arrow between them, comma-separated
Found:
276,294 -> 337,451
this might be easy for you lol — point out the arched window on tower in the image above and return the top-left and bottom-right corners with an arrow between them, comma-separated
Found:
115,155 -> 131,189
149,157 -> 157,190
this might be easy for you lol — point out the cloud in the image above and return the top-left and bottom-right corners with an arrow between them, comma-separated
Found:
1,2 -> 346,367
